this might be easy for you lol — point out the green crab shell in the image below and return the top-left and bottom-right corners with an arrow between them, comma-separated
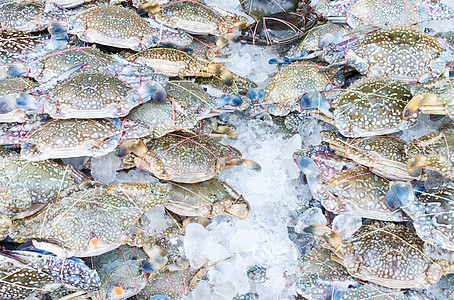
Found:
264,61 -> 343,116
347,27 -> 449,83
341,223 -> 448,289
137,131 -> 242,183
331,77 -> 416,137
321,166 -> 407,221
11,181 -> 169,257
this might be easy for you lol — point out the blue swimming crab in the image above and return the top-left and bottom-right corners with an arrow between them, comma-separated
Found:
49,5 -> 192,51
166,178 -> 250,219
247,60 -> 344,116
320,131 -> 421,181
302,77 -> 417,137
322,27 -> 454,83
25,46 -> 166,86
305,222 -> 454,289
117,131 -> 261,183
315,0 -> 454,29
0,147 -> 86,238
386,181 -> 454,252
295,155 -> 407,221
20,118 -> 152,161
21,72 -> 167,119
128,48 -> 234,86
0,248 -> 101,291
0,0 -> 66,32
0,70 -> 38,123
10,180 -> 170,257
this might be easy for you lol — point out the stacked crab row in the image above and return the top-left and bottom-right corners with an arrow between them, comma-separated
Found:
0,0 -> 282,299
233,0 -> 454,298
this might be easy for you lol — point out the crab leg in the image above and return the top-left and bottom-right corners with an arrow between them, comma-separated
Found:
403,93 -> 447,119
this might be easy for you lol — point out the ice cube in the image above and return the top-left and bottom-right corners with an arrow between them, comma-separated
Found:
90,152 -> 121,184
332,212 -> 362,239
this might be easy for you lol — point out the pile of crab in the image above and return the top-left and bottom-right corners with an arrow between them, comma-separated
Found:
2,0 -> 454,299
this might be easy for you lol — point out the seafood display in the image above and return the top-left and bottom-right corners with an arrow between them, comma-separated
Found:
1,0 -> 454,299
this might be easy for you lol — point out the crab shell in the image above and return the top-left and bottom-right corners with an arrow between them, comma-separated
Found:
165,178 -> 250,219
0,148 -> 86,221
20,118 -> 152,161
10,181 -> 170,257
36,72 -> 167,119
64,5 -> 192,51
305,222 -> 452,289
27,46 -> 163,85
314,165 -> 407,221
118,131 -> 260,183
323,77 -> 416,137
1,249 -> 101,291
321,131 -> 420,181
315,0 -> 454,28
262,60 -> 344,116
151,0 -> 242,36
0,252 -> 60,299
0,75 -> 39,123
325,27 -> 453,83
130,48 -> 234,86
0,1 -> 66,32
89,246 -> 148,299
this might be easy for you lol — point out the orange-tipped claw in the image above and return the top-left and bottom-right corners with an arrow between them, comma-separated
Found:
304,224 -> 343,249
403,93 -> 439,119
138,2 -> 161,14
407,155 -> 427,177
207,64 -> 233,86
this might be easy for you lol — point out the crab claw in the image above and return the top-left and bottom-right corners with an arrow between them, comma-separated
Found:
230,158 -> 261,172
141,245 -> 168,274
246,88 -> 265,102
207,64 -> 233,86
211,126 -> 238,140
295,156 -> 323,200
226,201 -> 250,219
300,92 -> 332,118
138,2 -> 161,15
138,81 -> 167,104
216,33 -> 240,49
15,93 -> 42,112
48,21 -> 69,41
407,154 -> 427,177
6,63 -> 27,77
214,95 -> 243,108
385,181 -> 415,211
304,224 -> 343,249
403,94 -> 439,119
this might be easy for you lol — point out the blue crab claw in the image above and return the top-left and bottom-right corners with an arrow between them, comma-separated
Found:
303,224 -> 342,249
268,57 -> 286,64
246,88 -> 265,102
158,43 -> 193,55
300,92 -> 332,118
6,63 -> 27,77
142,245 -> 168,274
138,81 -> 167,104
403,93 -> 439,119
15,94 -> 42,112
325,287 -> 345,300
215,95 -> 243,108
385,181 -> 415,211
138,2 -> 161,15
296,156 -> 323,200
48,21 -> 69,41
